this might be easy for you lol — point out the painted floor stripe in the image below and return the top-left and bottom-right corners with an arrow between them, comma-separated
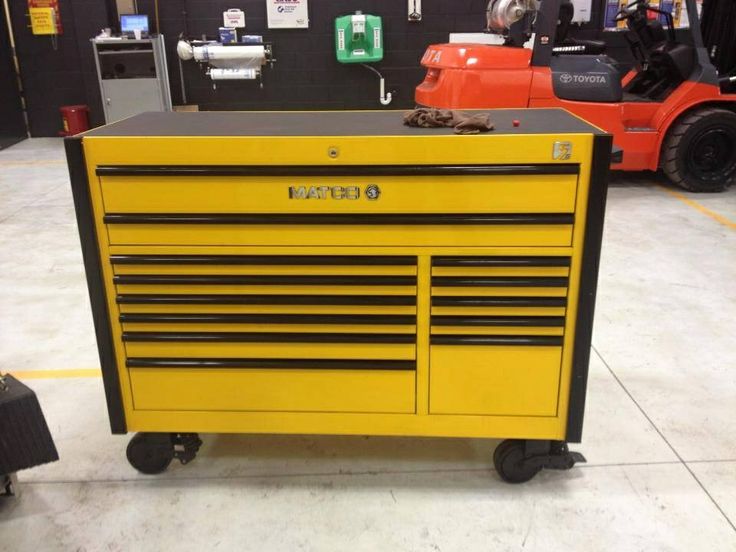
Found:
6,368 -> 101,379
658,185 -> 736,231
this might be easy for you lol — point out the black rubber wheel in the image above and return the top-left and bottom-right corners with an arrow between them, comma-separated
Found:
662,107 -> 736,192
126,433 -> 174,475
493,439 -> 542,484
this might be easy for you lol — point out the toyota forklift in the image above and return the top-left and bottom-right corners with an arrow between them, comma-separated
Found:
416,0 -> 736,192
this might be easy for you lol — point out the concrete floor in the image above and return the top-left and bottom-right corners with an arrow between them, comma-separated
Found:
0,138 -> 735,551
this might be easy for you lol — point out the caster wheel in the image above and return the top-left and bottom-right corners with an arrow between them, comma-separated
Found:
126,433 -> 174,475
1,473 -> 18,497
493,439 -> 542,484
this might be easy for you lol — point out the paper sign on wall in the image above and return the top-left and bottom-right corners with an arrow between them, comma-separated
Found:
28,0 -> 62,34
570,0 -> 592,23
29,7 -> 55,34
267,0 -> 309,29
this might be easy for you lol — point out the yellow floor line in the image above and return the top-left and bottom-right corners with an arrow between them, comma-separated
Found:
658,185 -> 736,231
6,368 -> 101,379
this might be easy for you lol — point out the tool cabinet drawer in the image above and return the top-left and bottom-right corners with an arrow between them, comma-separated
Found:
104,217 -> 573,247
129,364 -> 415,413
429,341 -> 562,416
124,336 -> 416,361
97,166 -> 577,247
97,171 -> 579,214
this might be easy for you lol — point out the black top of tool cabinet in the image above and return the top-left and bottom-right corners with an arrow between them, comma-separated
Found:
82,109 -> 604,137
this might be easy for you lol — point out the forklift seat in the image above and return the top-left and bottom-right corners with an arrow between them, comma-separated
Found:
624,40 -> 695,100
622,3 -> 696,100
651,43 -> 696,81
555,0 -> 607,55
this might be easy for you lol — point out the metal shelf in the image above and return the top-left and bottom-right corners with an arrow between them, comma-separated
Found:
97,50 -> 154,55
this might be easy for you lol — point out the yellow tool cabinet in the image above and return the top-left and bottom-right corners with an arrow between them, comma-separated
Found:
66,109 -> 611,482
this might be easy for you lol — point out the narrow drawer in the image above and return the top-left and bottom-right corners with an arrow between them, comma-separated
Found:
429,338 -> 562,416
123,333 -> 416,361
430,295 -> 566,317
120,313 -> 417,335
129,363 -> 416,413
117,302 -> 418,316
104,219 -> 573,247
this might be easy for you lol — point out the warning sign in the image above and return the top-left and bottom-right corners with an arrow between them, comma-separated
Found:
28,0 -> 62,34
30,7 -> 55,34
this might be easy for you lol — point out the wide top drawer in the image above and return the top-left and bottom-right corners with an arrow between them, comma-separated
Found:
96,164 -> 579,214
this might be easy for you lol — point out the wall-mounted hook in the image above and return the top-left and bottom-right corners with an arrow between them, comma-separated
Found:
408,0 -> 422,22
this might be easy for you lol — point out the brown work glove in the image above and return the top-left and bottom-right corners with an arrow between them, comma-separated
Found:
404,108 -> 494,134
403,108 -> 456,128
453,113 -> 495,135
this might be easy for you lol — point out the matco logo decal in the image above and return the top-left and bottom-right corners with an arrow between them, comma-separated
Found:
558,73 -> 607,85
365,184 -> 381,200
288,185 -> 381,200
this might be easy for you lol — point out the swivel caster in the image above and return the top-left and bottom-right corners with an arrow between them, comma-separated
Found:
126,432 -> 203,474
493,439 -> 586,484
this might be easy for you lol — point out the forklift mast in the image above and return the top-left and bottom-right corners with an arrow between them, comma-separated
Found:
701,0 -> 736,76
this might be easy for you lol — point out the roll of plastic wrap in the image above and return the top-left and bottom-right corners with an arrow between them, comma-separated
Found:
177,40 -> 194,60
193,45 -> 266,68
209,68 -> 259,80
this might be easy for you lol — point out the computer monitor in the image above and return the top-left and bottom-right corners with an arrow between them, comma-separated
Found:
120,14 -> 149,36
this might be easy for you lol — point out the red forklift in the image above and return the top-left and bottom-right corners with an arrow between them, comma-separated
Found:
416,0 -> 736,192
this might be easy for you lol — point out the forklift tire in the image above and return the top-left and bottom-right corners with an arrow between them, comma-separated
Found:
662,107 -> 736,192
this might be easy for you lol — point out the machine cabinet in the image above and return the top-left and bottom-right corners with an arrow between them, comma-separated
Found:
100,79 -> 165,123
66,110 -> 611,482
92,36 -> 172,124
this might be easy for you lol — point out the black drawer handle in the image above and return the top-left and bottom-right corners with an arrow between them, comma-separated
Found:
126,357 -> 416,371
431,316 -> 565,327
120,313 -> 416,325
103,213 -> 575,226
110,254 -> 417,266
116,294 -> 418,306
431,335 -> 563,346
96,163 -> 580,177
432,296 -> 567,307
432,256 -> 571,267
432,276 -> 568,288
123,331 -> 416,344
114,275 -> 416,286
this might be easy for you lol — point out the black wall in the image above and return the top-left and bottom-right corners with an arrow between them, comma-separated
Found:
8,0 -> 112,136
0,0 -> 26,148
136,0 -> 492,112
10,0 -> 617,136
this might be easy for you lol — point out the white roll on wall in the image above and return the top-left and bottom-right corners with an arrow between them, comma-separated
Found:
193,45 -> 267,69
209,68 -> 259,80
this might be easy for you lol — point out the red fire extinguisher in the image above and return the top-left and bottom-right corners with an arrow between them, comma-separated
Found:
59,105 -> 89,136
